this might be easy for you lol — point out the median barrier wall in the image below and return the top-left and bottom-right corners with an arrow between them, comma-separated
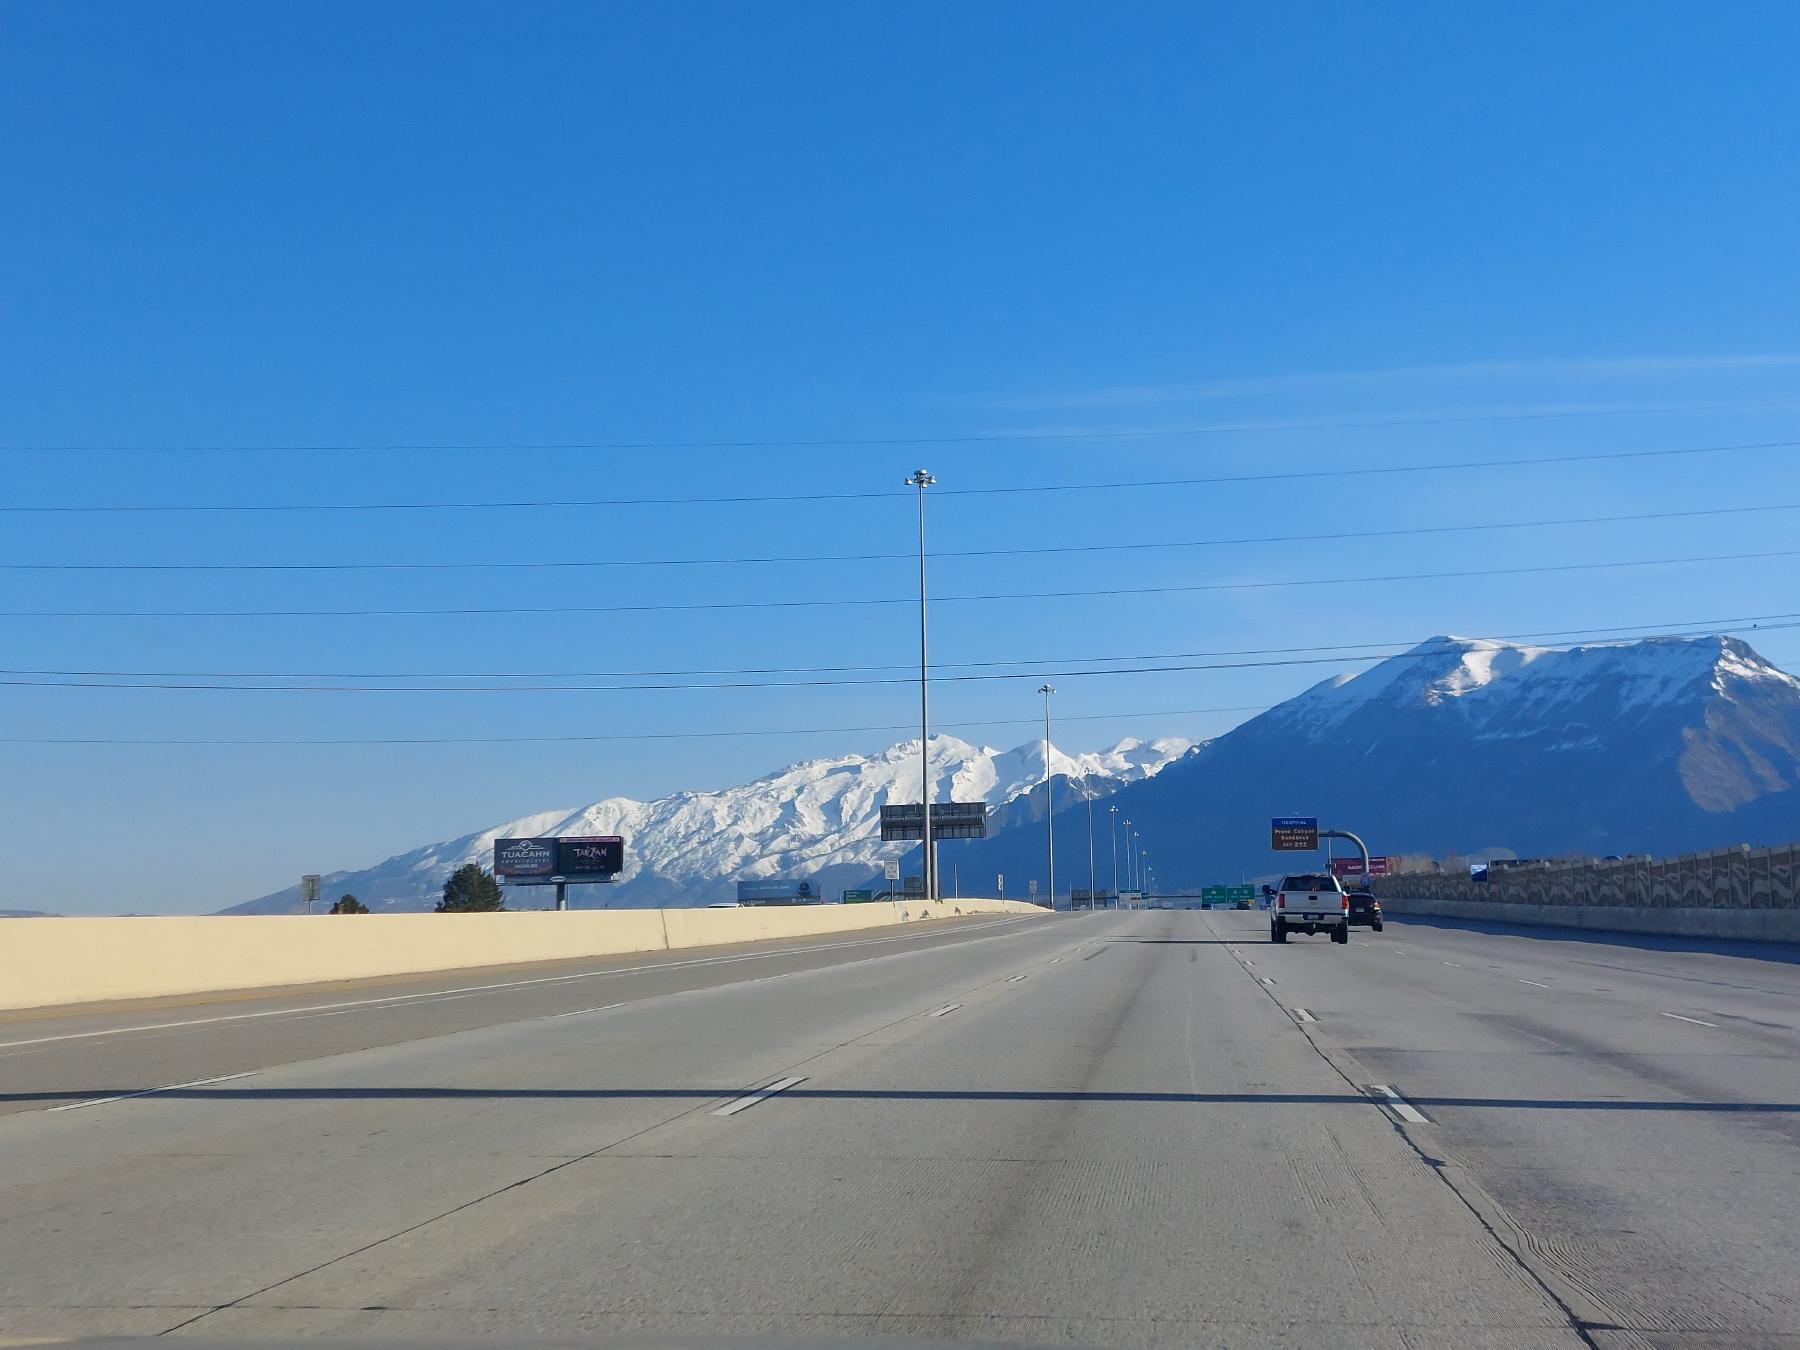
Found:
1375,894 -> 1800,942
1372,841 -> 1800,942
0,898 -> 1046,1012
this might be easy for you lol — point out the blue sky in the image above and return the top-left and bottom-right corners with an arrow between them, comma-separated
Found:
4,1 -> 1799,913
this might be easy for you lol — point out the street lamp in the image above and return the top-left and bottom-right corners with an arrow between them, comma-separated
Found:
906,469 -> 936,901
1108,805 -> 1119,907
1038,684 -> 1056,909
1141,849 -> 1149,899
1086,787 -> 1096,911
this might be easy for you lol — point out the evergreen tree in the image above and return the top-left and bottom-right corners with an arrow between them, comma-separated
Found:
328,894 -> 370,914
436,863 -> 505,912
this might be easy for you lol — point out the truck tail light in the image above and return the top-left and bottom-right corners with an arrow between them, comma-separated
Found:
1276,894 -> 1285,909
1341,895 -> 1350,912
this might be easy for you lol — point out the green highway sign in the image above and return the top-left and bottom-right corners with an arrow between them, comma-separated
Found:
842,889 -> 876,902
1202,885 -> 1257,903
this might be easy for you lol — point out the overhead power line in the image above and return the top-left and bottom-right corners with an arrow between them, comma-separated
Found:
0,703 -> 1270,747
14,400 -> 1800,454
3,547 -> 1795,619
10,610 -> 1798,681
5,621 -> 1799,694
7,499 -> 1796,572
2,438 -> 1795,515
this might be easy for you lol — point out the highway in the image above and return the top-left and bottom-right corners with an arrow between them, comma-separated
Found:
2,909 -> 1797,1348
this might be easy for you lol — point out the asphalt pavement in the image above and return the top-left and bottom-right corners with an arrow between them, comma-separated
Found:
1,908 -> 1796,1348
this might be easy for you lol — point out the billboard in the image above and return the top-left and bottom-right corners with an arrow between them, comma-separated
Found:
1329,855 -> 1392,878
1270,816 -> 1319,851
555,836 -> 624,877
496,835 -> 623,883
879,802 -> 989,841
494,837 -> 556,877
736,877 -> 822,904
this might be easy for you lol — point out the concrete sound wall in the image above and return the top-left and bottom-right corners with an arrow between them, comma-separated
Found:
0,899 -> 1045,1012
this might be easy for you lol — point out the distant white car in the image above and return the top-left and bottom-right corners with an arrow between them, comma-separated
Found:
1269,873 -> 1350,945
705,901 -> 742,909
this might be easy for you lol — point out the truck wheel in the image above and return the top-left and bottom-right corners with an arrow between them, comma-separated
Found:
1271,920 -> 1287,944
1332,922 -> 1349,944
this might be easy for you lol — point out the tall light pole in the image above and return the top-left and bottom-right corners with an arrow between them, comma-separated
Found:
1141,849 -> 1149,899
1122,818 -> 1131,896
1109,805 -> 1119,906
1038,684 -> 1056,909
907,469 -> 936,901
1086,788 -> 1096,910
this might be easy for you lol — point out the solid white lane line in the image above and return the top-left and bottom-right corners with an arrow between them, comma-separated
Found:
1659,1012 -> 1720,1028
1519,979 -> 1551,988
1291,1007 -> 1316,1023
1005,973 -> 1028,983
1368,1084 -> 1430,1125
47,1070 -> 260,1113
926,1003 -> 961,1017
0,916 -> 1036,1051
712,1075 -> 807,1117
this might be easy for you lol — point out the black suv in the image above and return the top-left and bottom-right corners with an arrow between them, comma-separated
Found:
1346,889 -> 1384,931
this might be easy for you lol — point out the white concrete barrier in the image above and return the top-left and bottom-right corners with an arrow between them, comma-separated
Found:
0,899 -> 1047,1012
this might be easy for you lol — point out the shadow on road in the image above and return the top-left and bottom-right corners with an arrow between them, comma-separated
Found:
13,1085 -> 1800,1112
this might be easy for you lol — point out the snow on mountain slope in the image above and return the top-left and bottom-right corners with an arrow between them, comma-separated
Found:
951,634 -> 1800,893
221,733 -> 1195,914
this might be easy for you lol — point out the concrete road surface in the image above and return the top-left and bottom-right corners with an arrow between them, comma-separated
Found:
1,909 -> 1796,1348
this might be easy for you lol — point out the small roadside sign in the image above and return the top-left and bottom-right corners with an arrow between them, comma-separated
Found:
1271,817 -> 1319,851
884,859 -> 901,882
1028,880 -> 1039,897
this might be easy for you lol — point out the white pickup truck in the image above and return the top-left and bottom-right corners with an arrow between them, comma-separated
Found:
1270,872 -> 1350,945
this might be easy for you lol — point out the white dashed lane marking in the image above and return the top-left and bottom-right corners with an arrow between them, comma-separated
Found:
713,1076 -> 807,1117
1658,1012 -> 1719,1028
1368,1084 -> 1430,1124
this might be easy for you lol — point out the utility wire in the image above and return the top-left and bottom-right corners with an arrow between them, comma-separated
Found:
5,622 -> 1798,694
0,704 -> 1268,747
6,499 -> 1795,572
11,610 -> 1800,681
2,438 -> 1795,515
11,398 -> 1799,453
3,547 -> 1795,618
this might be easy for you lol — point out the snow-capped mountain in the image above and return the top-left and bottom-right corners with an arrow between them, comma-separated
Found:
952,635 -> 1800,892
220,734 -> 1195,913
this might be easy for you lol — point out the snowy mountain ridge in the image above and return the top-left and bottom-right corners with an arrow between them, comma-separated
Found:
952,632 -> 1800,892
221,733 -> 1196,914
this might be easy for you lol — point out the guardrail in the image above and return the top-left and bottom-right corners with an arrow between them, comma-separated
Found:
0,898 -> 1046,1013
